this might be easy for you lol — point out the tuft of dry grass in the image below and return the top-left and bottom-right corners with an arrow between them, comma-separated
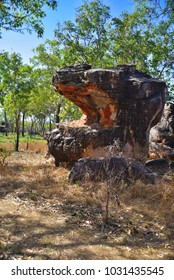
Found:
124,179 -> 174,225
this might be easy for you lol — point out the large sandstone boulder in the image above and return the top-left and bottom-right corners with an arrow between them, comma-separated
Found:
46,63 -> 167,164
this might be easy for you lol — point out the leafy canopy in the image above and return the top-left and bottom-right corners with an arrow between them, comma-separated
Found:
0,52 -> 33,117
31,41 -> 82,122
111,0 -> 174,95
54,0 -> 111,67
0,0 -> 58,37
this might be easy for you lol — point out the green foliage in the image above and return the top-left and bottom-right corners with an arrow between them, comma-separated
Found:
0,0 -> 58,37
0,52 -> 21,105
31,41 -> 82,122
111,0 -> 174,94
1,52 -> 33,117
31,39 -> 62,71
54,0 -> 112,67
59,99 -> 82,122
0,51 -> 35,150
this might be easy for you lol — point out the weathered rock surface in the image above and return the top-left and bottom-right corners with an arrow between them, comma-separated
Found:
69,156 -> 155,184
46,125 -> 124,166
149,103 -> 174,160
145,158 -> 169,175
46,63 -> 167,164
169,161 -> 174,172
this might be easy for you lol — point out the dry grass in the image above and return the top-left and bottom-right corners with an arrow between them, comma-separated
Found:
0,141 -> 174,260
0,135 -> 47,153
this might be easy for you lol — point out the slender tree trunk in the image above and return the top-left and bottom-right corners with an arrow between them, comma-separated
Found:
15,113 -> 20,152
11,121 -> 14,133
49,117 -> 52,131
41,117 -> 46,136
30,119 -> 34,138
22,112 -> 25,137
55,103 -> 61,124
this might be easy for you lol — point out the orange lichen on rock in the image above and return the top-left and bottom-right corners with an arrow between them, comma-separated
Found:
99,103 -> 117,127
57,82 -> 118,127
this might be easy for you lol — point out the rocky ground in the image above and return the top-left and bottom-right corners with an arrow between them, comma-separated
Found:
0,149 -> 174,260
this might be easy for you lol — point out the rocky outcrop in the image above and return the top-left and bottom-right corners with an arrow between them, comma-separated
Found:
149,103 -> 174,160
46,63 -> 167,164
46,125 -> 124,166
69,156 -> 155,184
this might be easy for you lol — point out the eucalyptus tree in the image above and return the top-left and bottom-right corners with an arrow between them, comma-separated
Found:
54,0 -> 112,67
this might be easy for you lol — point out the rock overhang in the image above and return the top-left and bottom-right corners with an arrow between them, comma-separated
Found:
47,64 -> 167,163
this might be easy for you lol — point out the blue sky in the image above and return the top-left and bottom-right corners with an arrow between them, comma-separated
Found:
0,0 -> 134,64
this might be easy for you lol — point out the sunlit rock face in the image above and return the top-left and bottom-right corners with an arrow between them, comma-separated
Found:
46,63 -> 167,165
